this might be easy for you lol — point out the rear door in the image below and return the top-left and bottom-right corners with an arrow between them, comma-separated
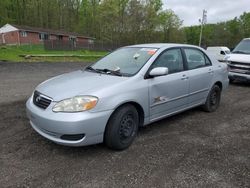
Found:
148,48 -> 189,121
183,48 -> 214,106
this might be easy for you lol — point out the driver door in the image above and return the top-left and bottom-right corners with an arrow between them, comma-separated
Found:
148,48 -> 189,121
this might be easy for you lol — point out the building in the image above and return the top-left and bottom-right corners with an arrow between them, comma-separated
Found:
0,23 -> 94,46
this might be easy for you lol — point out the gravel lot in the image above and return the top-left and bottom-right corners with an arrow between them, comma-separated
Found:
0,62 -> 249,187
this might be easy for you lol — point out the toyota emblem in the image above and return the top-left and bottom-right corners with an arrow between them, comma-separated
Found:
36,95 -> 41,102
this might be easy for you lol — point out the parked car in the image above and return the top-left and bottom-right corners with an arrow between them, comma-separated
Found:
26,43 -> 229,150
206,46 -> 230,62
224,38 -> 250,83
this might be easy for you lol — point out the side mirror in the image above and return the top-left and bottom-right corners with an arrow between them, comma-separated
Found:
149,67 -> 169,77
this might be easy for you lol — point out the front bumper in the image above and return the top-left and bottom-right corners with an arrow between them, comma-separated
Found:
229,72 -> 250,82
26,97 -> 113,146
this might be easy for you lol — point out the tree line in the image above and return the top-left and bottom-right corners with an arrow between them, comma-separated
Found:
185,12 -> 250,49
0,0 -> 249,48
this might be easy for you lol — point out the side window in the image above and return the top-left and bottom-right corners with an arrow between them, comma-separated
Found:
184,48 -> 209,70
151,49 -> 184,74
205,55 -> 212,66
220,51 -> 225,55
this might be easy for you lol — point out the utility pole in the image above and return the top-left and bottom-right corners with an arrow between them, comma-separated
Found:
199,9 -> 207,47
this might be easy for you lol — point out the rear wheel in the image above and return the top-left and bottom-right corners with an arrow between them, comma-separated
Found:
202,85 -> 221,112
104,104 -> 139,150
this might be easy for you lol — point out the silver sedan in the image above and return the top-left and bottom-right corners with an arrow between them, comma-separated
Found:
26,43 -> 229,150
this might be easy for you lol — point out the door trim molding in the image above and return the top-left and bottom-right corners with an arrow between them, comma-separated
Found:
150,88 -> 208,108
150,94 -> 189,108
189,88 -> 209,96
150,102 -> 204,122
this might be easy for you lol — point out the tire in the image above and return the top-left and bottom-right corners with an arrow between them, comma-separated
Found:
202,85 -> 221,112
229,78 -> 235,84
104,104 -> 139,150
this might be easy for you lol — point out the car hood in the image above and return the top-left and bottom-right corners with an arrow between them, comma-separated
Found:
227,53 -> 250,64
36,70 -> 129,101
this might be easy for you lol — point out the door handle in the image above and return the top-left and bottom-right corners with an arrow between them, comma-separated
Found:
181,75 -> 189,80
208,69 -> 214,74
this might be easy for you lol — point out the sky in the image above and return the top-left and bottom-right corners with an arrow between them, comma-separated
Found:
163,0 -> 250,26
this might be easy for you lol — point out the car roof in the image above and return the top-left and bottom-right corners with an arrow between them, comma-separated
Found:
126,43 -> 200,49
207,46 -> 230,50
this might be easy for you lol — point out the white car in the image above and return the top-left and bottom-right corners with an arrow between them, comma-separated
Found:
225,38 -> 250,82
207,46 -> 230,62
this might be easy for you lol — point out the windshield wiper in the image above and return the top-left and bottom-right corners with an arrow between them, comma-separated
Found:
96,68 -> 123,77
85,66 -> 103,74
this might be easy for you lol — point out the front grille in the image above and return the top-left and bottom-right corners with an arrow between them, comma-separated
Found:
33,91 -> 52,109
229,61 -> 250,74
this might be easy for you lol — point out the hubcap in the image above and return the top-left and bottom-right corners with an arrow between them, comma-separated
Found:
210,90 -> 218,105
119,114 -> 135,140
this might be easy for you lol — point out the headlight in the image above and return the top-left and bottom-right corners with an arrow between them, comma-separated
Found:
224,56 -> 231,64
224,55 -> 230,62
53,96 -> 98,112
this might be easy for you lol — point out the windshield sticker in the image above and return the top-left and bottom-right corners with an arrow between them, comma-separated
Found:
147,50 -> 157,55
133,53 -> 140,59
140,48 -> 157,55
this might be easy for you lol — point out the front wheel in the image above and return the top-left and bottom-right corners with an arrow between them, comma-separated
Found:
202,85 -> 221,112
104,104 -> 139,150
229,78 -> 235,84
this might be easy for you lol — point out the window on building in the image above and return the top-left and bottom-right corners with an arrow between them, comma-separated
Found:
69,36 -> 76,41
57,35 -> 63,40
20,31 -> 27,37
69,36 -> 77,47
39,33 -> 49,40
88,39 -> 94,44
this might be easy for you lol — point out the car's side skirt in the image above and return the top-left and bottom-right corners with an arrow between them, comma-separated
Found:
149,102 -> 204,123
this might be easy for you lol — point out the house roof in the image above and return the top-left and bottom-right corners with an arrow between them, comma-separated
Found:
0,24 -> 95,39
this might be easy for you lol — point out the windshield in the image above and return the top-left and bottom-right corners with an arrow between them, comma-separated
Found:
90,47 -> 158,76
233,39 -> 250,54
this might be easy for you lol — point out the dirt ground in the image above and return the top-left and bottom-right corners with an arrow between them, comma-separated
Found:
0,62 -> 249,188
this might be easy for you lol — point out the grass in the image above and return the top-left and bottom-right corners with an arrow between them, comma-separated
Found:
0,44 -> 108,62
